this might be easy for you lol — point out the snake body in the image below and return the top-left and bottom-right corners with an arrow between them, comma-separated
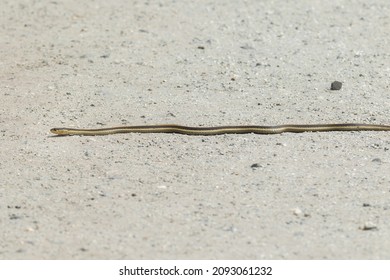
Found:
50,124 -> 390,136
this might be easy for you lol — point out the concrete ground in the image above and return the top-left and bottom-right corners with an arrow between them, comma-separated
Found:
1,0 -> 390,259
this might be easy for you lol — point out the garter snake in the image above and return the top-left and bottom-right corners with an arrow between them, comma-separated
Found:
50,123 -> 390,136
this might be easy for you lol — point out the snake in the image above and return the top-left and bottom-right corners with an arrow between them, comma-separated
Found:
50,123 -> 390,136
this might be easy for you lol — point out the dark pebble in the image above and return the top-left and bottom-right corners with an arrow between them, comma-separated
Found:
331,81 -> 342,90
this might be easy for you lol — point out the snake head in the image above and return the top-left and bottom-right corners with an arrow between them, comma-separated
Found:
50,128 -> 69,135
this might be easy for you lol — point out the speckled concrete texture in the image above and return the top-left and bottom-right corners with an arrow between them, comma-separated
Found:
1,0 -> 390,259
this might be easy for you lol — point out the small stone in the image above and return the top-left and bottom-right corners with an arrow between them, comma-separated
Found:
360,222 -> 378,231
330,81 -> 342,90
9,214 -> 21,220
292,207 -> 303,216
